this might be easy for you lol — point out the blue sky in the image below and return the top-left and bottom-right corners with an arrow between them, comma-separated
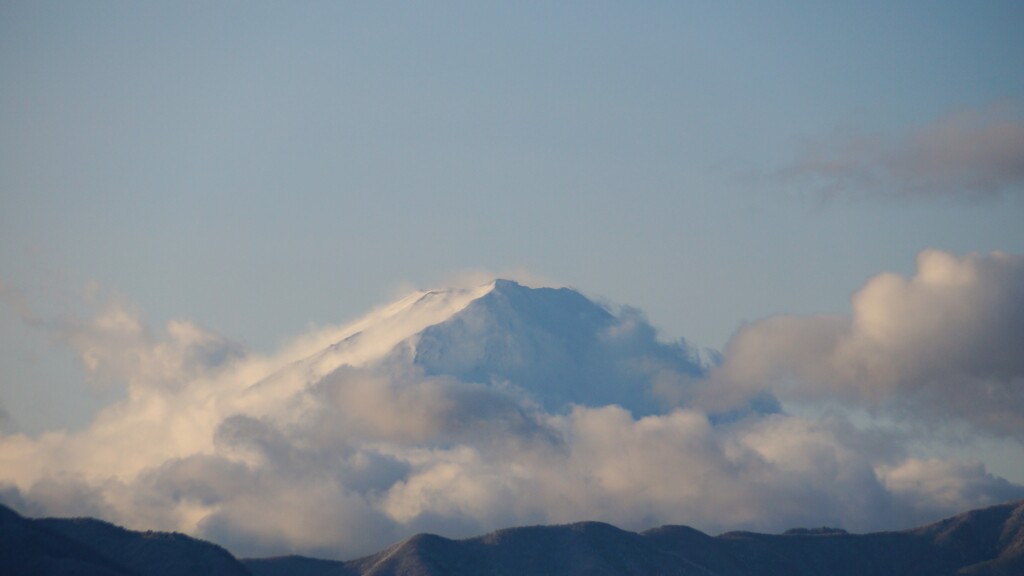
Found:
3,2 -> 1022,346
1,2 -> 1024,549
2,0 -> 1022,424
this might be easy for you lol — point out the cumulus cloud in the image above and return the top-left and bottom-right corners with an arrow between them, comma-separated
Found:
708,250 -> 1024,437
1,272 -> 1022,559
878,458 -> 1024,518
783,103 -> 1024,199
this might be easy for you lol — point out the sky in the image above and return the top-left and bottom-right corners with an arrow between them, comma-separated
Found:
1,0 -> 1024,560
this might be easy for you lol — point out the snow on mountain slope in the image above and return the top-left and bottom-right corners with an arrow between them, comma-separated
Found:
240,282 -> 496,409
242,279 -> 705,416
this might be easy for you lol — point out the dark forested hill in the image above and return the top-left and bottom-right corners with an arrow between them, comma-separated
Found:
36,516 -> 250,576
0,504 -> 248,576
0,503 -> 134,576
3,500 -> 1023,576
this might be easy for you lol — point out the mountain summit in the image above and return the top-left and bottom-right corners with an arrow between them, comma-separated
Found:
411,279 -> 705,414
248,279 -> 707,416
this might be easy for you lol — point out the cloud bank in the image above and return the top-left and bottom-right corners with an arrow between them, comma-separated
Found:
783,103 -> 1024,200
709,250 -> 1024,437
1,256 -> 1022,559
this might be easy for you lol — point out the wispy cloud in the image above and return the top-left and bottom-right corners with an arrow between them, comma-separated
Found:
782,103 -> 1024,200
56,295 -> 244,391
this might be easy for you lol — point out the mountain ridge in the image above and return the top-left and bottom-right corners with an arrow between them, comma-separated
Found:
5,499 -> 1024,575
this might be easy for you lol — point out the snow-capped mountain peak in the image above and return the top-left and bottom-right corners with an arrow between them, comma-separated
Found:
243,279 -> 707,416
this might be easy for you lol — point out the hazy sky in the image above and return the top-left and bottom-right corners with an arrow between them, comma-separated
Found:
1,1 -> 1024,556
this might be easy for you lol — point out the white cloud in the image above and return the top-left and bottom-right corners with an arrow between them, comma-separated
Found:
1,270 -> 1022,559
783,103 -> 1024,199
708,250 -> 1024,437
878,458 -> 1023,521
55,294 -> 243,392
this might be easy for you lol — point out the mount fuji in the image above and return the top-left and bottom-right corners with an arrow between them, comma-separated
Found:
247,279 -> 714,417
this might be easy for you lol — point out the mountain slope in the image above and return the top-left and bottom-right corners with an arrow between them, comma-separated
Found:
35,516 -> 250,576
910,500 -> 1024,575
0,504 -> 135,576
0,504 -> 249,576
332,523 -> 697,576
239,282 -> 496,409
